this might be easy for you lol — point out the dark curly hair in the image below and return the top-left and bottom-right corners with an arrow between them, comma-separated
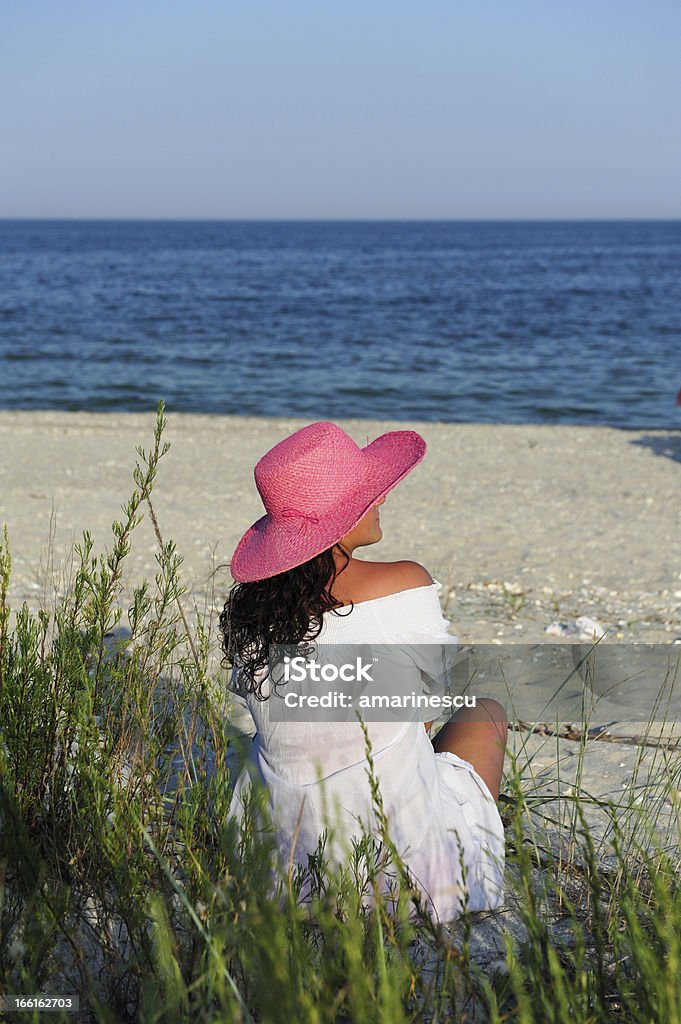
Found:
219,546 -> 353,700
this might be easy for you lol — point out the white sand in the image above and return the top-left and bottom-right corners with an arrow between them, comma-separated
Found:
1,411 -> 679,645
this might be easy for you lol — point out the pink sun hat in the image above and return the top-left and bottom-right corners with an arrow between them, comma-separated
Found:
230,421 -> 427,582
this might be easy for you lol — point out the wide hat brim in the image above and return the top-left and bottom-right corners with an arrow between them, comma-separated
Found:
230,429 -> 426,582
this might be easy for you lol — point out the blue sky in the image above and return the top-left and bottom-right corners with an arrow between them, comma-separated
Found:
2,0 -> 680,219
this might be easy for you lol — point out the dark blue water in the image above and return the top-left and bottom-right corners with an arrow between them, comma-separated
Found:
1,220 -> 680,426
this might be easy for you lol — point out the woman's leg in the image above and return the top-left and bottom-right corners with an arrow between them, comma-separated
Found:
432,699 -> 508,801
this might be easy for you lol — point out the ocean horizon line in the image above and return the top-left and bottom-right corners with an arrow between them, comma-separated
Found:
2,216 -> 681,225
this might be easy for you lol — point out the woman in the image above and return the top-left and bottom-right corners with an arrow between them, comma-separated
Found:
221,420 -> 507,920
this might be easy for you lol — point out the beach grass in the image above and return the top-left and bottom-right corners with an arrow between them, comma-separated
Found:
2,404 -> 681,1023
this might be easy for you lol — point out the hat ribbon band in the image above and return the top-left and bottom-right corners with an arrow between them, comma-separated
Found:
275,507 -> 320,530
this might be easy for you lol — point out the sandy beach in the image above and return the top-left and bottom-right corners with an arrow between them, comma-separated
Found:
2,410 -> 679,646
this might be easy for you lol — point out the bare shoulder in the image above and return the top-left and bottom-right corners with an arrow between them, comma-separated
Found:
333,558 -> 433,605
387,560 -> 434,590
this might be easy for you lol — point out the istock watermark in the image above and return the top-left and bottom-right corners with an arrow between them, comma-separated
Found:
283,654 -> 375,684
255,642 -> 681,724
267,642 -> 471,723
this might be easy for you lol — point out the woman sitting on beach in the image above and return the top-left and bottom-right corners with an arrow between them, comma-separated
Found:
221,420 -> 507,920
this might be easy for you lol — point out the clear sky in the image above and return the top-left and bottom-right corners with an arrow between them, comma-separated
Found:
2,0 -> 680,219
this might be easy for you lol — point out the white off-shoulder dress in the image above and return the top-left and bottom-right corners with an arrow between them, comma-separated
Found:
228,581 -> 505,921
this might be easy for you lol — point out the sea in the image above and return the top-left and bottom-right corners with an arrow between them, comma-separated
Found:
1,219 -> 680,427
